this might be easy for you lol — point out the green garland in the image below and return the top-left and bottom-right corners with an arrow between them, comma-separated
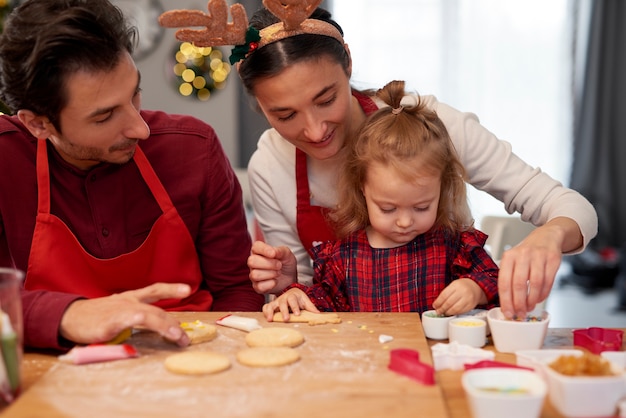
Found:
0,0 -> 14,114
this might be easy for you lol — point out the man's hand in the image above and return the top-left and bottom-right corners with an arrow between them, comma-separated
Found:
59,283 -> 192,346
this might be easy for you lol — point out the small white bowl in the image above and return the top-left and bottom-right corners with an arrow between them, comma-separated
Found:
462,367 -> 547,418
542,358 -> 626,417
458,309 -> 490,335
421,310 -> 456,340
448,317 -> 487,348
487,307 -> 550,353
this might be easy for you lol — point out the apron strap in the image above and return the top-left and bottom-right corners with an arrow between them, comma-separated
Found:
130,145 -> 176,213
295,148 -> 311,212
36,139 -> 51,214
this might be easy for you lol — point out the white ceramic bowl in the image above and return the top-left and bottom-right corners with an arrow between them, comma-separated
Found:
542,357 -> 626,417
421,310 -> 456,340
448,317 -> 487,348
458,309 -> 490,335
487,307 -> 550,353
462,367 -> 547,418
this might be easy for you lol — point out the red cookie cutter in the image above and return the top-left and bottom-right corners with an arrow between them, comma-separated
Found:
388,349 -> 435,385
463,360 -> 534,371
573,327 -> 624,354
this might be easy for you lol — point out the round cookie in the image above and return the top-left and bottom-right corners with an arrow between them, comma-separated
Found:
236,347 -> 300,367
181,320 -> 218,344
245,327 -> 304,348
164,351 -> 230,375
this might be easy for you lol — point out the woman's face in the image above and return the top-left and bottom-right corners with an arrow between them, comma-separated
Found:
252,56 -> 354,161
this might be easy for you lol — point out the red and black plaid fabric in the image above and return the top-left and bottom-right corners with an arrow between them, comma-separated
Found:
289,226 -> 499,313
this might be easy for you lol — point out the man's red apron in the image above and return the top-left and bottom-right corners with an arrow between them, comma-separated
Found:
24,139 -> 213,311
295,91 -> 379,258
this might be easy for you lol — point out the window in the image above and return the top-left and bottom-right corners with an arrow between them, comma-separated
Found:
332,0 -> 579,226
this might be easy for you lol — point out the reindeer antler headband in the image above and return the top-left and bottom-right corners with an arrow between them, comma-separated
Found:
158,0 -> 344,65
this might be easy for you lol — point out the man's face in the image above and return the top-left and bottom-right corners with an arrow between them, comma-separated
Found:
47,52 -> 150,170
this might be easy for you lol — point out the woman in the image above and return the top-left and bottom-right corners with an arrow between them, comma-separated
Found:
160,1 -> 597,320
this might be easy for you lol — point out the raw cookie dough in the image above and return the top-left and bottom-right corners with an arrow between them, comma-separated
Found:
236,347 -> 300,367
181,320 -> 218,344
245,327 -> 304,348
164,351 -> 231,375
272,310 -> 342,326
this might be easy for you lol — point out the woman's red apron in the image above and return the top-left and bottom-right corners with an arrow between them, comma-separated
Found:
295,148 -> 335,257
24,139 -> 212,311
295,90 -> 379,257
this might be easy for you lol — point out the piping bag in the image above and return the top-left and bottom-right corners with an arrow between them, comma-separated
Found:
59,344 -> 139,365
216,314 -> 262,332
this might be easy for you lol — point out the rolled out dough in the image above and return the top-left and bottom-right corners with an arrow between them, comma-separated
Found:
272,310 -> 342,326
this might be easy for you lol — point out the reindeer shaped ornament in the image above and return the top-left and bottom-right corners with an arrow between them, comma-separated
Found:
159,0 -> 343,64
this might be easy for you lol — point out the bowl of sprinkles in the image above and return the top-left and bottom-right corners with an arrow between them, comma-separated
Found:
421,310 -> 456,340
487,307 -> 550,353
461,367 -> 547,418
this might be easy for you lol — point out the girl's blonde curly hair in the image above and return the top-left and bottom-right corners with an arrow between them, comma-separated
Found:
331,80 -> 473,238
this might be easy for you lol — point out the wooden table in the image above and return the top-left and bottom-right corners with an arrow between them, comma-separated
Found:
2,313 -> 622,418
3,312 -> 447,418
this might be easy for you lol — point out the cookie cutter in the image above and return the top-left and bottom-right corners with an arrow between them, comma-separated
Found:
388,349 -> 435,385
431,341 -> 495,371
464,359 -> 534,371
572,327 -> 624,354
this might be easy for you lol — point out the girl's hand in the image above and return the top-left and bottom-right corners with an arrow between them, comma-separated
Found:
262,288 -> 319,321
432,278 -> 485,316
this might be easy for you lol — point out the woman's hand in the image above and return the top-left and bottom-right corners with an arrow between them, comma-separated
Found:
262,288 -> 319,321
247,241 -> 298,294
432,278 -> 486,316
497,217 -> 582,319
59,283 -> 192,346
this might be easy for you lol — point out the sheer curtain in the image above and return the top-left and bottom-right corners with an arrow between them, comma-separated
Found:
331,0 -> 582,227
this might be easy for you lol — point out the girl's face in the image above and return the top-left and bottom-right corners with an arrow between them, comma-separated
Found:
252,56 -> 356,161
363,161 -> 441,248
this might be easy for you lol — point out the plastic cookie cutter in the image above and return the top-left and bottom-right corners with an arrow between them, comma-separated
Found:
572,327 -> 624,354
431,341 -> 495,371
464,360 -> 534,371
388,348 -> 435,385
